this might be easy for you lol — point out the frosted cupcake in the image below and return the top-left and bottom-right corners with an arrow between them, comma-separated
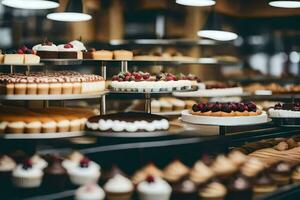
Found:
199,181 -> 227,200
12,159 -> 43,188
67,157 -> 101,186
75,183 -> 105,200
104,174 -> 134,200
137,176 -> 172,200
0,155 -> 16,190
163,159 -> 190,184
30,154 -> 48,170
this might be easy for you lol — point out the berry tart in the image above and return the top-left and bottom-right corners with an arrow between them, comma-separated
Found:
268,103 -> 300,126
86,112 -> 169,133
110,72 -> 192,92
181,102 -> 268,126
33,39 -> 59,59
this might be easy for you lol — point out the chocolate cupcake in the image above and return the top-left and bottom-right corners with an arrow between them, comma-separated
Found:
226,173 -> 253,200
172,176 -> 197,200
253,170 -> 277,197
43,155 -> 68,191
270,161 -> 292,186
163,159 -> 190,185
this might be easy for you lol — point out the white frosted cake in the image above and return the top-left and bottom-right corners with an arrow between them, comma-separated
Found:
268,103 -> 300,118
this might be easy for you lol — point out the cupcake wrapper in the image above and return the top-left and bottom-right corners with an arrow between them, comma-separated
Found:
106,191 -> 133,200
12,176 -> 42,188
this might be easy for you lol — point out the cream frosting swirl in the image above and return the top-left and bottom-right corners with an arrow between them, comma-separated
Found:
189,161 -> 214,184
104,174 -> 133,193
163,160 -> 190,183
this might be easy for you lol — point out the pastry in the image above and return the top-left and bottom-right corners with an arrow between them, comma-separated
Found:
240,157 -> 265,178
160,100 -> 173,112
226,173 -> 253,200
211,155 -> 237,180
137,176 -> 172,200
58,43 -> 80,59
93,50 -> 113,60
0,50 -> 4,63
151,100 -> 161,113
228,151 -> 247,167
113,50 -> 133,60
269,161 -> 291,186
75,183 -> 105,200
67,157 -> 101,186
33,40 -> 59,59
87,112 -> 169,132
83,48 -> 96,59
199,181 -> 227,200
104,174 -> 134,200
189,161 -> 214,185
253,170 -> 277,197
12,159 -> 43,188
163,159 -> 189,184
132,163 -> 163,185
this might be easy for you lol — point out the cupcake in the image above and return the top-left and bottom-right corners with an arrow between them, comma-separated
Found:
75,182 -> 105,200
253,170 -> 277,197
67,157 -> 101,186
132,163 -> 163,185
113,50 -> 133,60
292,164 -> 300,183
100,165 -> 126,185
104,174 -> 134,200
172,176 -> 197,200
269,161 -> 291,186
226,173 -> 253,200
137,176 -> 172,200
163,159 -> 190,184
43,155 -> 68,191
240,157 -> 265,178
62,151 -> 84,170
211,155 -> 237,180
228,151 -> 247,168
0,155 -> 16,190
12,159 -> 43,188
189,161 -> 214,185
198,181 -> 227,200
30,154 -> 48,170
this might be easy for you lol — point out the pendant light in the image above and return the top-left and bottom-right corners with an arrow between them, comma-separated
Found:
176,0 -> 216,7
268,0 -> 300,8
197,9 -> 238,41
47,0 -> 92,22
2,0 -> 59,10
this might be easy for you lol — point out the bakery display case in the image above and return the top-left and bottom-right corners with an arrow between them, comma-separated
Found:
1,0 -> 300,200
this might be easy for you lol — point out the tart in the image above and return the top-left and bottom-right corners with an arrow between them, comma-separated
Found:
268,102 -> 300,118
86,112 -> 169,132
32,39 -> 59,59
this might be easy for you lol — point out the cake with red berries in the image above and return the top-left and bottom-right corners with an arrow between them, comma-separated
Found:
33,40 -> 59,59
4,46 -> 40,65
58,43 -> 82,59
181,102 -> 268,126
268,103 -> 300,118
110,72 -> 192,92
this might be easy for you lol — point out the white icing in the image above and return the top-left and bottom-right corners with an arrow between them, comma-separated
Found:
31,155 -> 48,169
75,183 -> 105,200
33,44 -> 58,51
7,122 -> 25,128
137,177 -> 172,199
68,161 -> 101,186
13,164 -> 43,178
104,174 -> 133,193
25,121 -> 42,129
86,121 -> 99,130
70,40 -> 86,51
58,44 -> 79,52
268,108 -> 300,118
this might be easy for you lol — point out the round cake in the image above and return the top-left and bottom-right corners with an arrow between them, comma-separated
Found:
181,102 -> 268,126
268,103 -> 300,118
86,112 -> 169,132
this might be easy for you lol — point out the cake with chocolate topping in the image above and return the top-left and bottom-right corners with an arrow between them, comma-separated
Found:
269,102 -> 300,118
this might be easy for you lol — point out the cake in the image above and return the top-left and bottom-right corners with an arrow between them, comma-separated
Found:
62,151 -> 84,170
32,39 -> 59,59
12,159 -> 43,188
211,155 -> 237,180
83,48 -> 96,59
181,102 -> 268,126
86,112 -> 169,132
67,157 -> 101,186
104,174 -> 134,200
17,46 -> 40,64
111,72 -> 192,92
137,176 -> 172,200
58,43 -> 81,59
4,50 -> 24,65
75,183 -> 105,200
268,102 -> 300,118
93,50 -> 113,60
113,50 -> 133,60
100,165 -> 126,185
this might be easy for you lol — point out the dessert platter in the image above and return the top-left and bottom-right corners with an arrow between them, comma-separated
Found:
268,102 -> 300,127
86,112 -> 184,137
181,102 -> 269,126
110,71 -> 198,93
0,106 -> 95,139
173,81 -> 244,97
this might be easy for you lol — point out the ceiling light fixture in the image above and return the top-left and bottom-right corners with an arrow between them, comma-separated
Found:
2,0 -> 59,10
176,0 -> 216,7
268,0 -> 300,8
47,0 -> 92,22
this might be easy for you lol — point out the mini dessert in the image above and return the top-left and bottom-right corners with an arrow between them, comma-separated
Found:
198,181 -> 227,200
12,159 -> 43,188
104,174 -> 134,200
0,155 -> 16,190
163,159 -> 190,184
137,176 -> 172,200
31,154 -> 48,169
75,183 -> 105,200
269,161 -> 291,186
226,173 -> 253,200
4,50 -> 24,64
113,50 -> 133,60
86,112 -> 169,132
58,43 -> 80,59
132,163 -> 163,185
211,155 -> 237,180
111,72 -> 192,92
100,165 -> 126,185
160,100 -> 173,112
189,161 -> 214,185
228,151 -> 247,167
240,157 -> 265,178
172,176 -> 197,200
62,151 -> 84,170
33,40 -> 59,59
43,155 -> 68,191
268,102 -> 300,118
93,50 -> 113,60
253,170 -> 277,197
67,157 -> 101,186
292,164 -> 300,183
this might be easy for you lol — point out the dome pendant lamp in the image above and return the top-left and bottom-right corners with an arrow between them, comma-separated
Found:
197,10 -> 238,41
1,0 -> 59,10
47,0 -> 92,22
268,0 -> 300,8
176,0 -> 216,7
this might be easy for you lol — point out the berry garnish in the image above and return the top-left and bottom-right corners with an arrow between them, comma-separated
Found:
192,104 -> 199,112
134,73 -> 142,81
24,49 -> 33,54
143,73 -> 150,80
17,49 -> 24,54
20,45 -> 28,52
22,159 -> 33,170
274,103 -> 282,110
146,175 -> 155,183
79,157 -> 90,168
64,43 -> 74,48
124,72 -> 131,77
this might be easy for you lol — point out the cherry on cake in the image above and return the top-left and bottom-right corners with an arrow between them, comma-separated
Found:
33,39 -> 59,59
268,103 -> 300,118
110,72 -> 193,92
